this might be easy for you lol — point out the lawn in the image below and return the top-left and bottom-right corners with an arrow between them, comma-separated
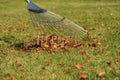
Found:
0,0 -> 120,80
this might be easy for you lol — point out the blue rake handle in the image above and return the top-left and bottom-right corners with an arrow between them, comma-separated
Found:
25,0 -> 47,13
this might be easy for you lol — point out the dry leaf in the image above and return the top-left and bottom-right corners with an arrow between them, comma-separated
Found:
46,61 -> 50,66
97,40 -> 101,45
75,63 -> 84,69
110,67 -> 115,73
0,77 -> 2,80
5,73 -> 11,77
7,76 -> 14,80
101,77 -> 106,80
66,66 -> 76,73
97,71 -> 105,77
86,58 -> 91,63
88,68 -> 94,72
78,72 -> 88,80
89,40 -> 101,47
80,50 -> 86,55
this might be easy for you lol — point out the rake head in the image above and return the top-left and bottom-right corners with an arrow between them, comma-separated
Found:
26,0 -> 88,41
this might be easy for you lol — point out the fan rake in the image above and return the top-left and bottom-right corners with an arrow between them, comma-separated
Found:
25,0 -> 88,50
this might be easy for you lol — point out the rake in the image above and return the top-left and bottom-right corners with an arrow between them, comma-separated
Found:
25,0 -> 88,45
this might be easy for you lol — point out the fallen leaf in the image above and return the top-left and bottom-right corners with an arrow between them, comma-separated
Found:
79,50 -> 86,55
97,71 -> 105,77
66,66 -> 76,73
7,76 -> 14,80
110,67 -> 115,73
101,77 -> 106,80
88,68 -> 94,72
114,57 -> 120,65
0,77 -> 2,80
5,73 -> 11,77
86,58 -> 91,63
78,72 -> 88,80
46,61 -> 50,66
75,63 -> 84,69
97,40 -> 102,45
88,40 -> 102,47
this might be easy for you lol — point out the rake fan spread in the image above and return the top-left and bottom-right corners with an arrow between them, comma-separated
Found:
25,0 -> 88,52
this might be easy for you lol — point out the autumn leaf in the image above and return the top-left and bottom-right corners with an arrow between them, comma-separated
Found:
46,61 -> 50,66
5,73 -> 11,77
0,77 -> 2,80
66,66 -> 76,73
14,59 -> 22,67
78,72 -> 88,80
79,50 -> 86,55
75,63 -> 84,69
85,58 -> 91,63
88,40 -> 102,47
7,76 -> 14,80
97,40 -> 102,45
97,71 -> 106,77
88,68 -> 94,72
110,67 -> 115,73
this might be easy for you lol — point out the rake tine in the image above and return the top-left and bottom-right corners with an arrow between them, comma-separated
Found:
26,0 -> 88,45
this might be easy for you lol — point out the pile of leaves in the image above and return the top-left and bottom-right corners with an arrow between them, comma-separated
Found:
21,34 -> 84,52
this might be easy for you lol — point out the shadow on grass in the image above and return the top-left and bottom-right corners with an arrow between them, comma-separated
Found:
2,35 -> 25,48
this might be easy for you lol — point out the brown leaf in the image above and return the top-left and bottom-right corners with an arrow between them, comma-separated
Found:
97,40 -> 102,45
5,73 -> 11,77
14,58 -> 22,67
88,68 -> 94,72
46,61 -> 50,66
88,40 -> 102,47
78,72 -> 88,80
110,67 -> 115,73
0,77 -> 2,80
101,77 -> 106,80
97,71 -> 105,77
66,66 -> 76,73
86,58 -> 91,63
7,76 -> 14,80
75,63 -> 84,69
80,50 -> 86,55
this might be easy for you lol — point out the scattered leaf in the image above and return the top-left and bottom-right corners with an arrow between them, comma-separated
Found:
86,58 -> 91,63
46,61 -> 50,66
5,73 -> 11,77
101,77 -> 106,80
78,72 -> 88,80
7,76 -> 14,80
88,68 -> 94,72
88,40 -> 102,47
0,77 -> 2,80
66,66 -> 76,73
97,71 -> 105,77
79,50 -> 86,55
75,63 -> 84,69
110,67 -> 115,73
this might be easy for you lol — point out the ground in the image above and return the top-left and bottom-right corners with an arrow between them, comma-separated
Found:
0,0 -> 120,80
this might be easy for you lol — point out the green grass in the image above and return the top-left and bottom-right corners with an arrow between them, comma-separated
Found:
0,0 -> 120,80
